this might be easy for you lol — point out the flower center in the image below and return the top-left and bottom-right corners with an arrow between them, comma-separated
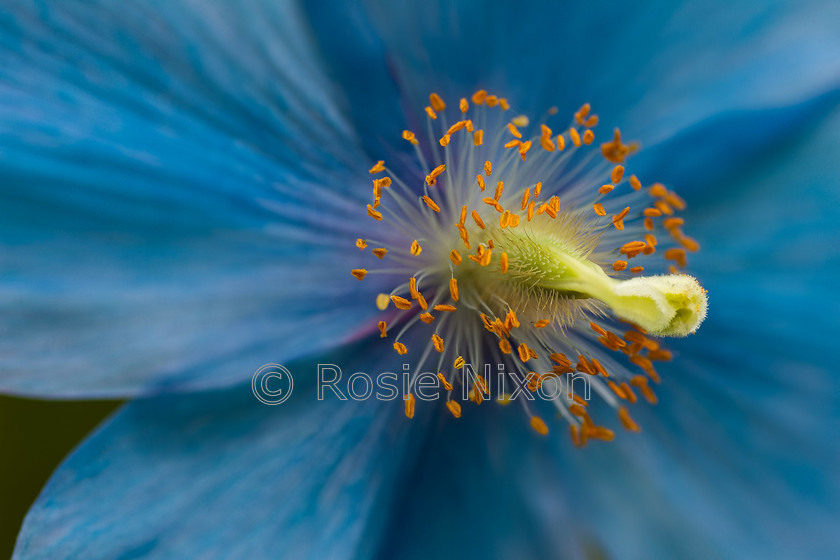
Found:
351,90 -> 708,446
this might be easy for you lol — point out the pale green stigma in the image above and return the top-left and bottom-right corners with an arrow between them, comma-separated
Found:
488,223 -> 708,337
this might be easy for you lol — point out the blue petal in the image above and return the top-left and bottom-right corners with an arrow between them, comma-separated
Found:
0,2 -> 390,397
307,0 -> 840,191
14,342 -> 432,559
374,408 -> 594,560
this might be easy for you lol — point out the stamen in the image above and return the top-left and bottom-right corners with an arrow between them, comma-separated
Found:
446,400 -> 462,418
530,416 -> 549,435
353,92 -> 707,444
429,93 -> 446,112
422,195 -> 441,213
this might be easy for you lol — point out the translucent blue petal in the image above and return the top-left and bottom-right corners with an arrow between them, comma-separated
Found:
307,0 -> 840,193
0,2 -> 389,397
14,342 -> 432,559
374,409 -> 593,560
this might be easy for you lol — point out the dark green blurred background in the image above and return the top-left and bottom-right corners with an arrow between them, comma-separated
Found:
0,396 -> 118,557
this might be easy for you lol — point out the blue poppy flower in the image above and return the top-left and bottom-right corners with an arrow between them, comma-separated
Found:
4,1 -> 840,558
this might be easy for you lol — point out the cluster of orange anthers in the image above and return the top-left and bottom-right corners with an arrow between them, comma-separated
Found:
350,90 -> 701,446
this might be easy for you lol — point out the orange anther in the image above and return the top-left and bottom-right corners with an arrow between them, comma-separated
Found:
351,269 -> 367,280
664,248 -> 688,268
663,217 -> 684,230
446,400 -> 462,418
600,128 -> 637,163
394,342 -> 408,356
471,209 -> 486,229
459,98 -> 469,113
618,407 -> 640,432
666,191 -> 687,210
650,183 -> 668,197
366,205 -> 382,221
429,93 -> 446,112
611,165 -> 625,184
655,200 -> 674,216
649,349 -> 673,361
530,416 -> 549,435
520,188 -> 531,211
612,260 -> 627,271
422,195 -> 441,212
540,135 -> 556,151
373,177 -> 392,189
680,236 -> 700,252
494,180 -> 504,201
402,130 -> 419,145
499,339 -> 512,354
368,160 -> 385,174
390,295 -> 412,310
576,103 -> 591,121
